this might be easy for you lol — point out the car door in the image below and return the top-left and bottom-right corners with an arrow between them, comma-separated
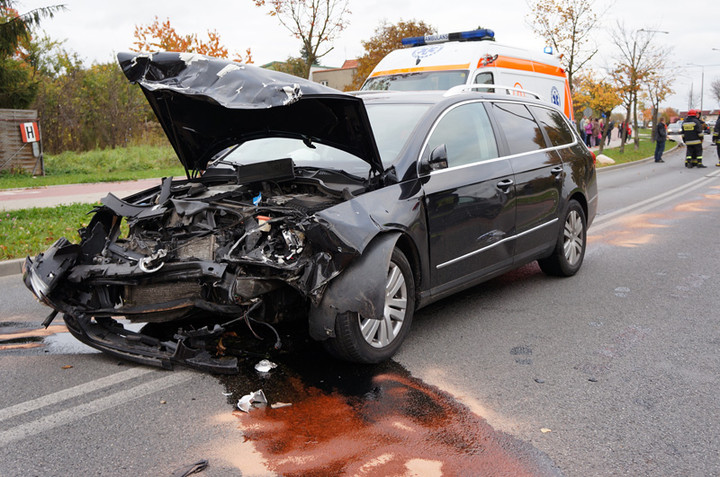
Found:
419,101 -> 516,295
487,101 -> 564,264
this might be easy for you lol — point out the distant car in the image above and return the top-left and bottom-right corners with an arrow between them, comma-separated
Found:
667,121 -> 683,140
23,52 -> 598,373
705,119 -> 716,134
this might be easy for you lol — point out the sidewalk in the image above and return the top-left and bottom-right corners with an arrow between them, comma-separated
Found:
0,178 -> 162,211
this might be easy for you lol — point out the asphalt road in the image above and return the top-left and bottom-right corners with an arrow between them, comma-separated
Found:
2,142 -> 720,475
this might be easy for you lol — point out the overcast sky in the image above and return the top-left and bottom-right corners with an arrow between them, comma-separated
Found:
17,0 -> 720,112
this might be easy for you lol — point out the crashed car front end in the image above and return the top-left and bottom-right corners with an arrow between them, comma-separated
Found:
23,52 -> 390,373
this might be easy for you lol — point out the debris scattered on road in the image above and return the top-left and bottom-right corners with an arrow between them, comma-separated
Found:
61,365 -> 73,369
271,402 -> 292,409
255,359 -> 278,373
160,400 -> 167,404
540,428 -> 552,434
534,378 -> 545,384
588,377 -> 598,382
170,459 -> 209,477
237,389 -> 267,412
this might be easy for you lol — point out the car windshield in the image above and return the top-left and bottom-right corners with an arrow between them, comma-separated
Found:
362,71 -> 469,91
220,103 -> 430,173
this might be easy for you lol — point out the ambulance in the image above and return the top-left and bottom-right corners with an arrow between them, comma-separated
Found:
361,29 -> 574,121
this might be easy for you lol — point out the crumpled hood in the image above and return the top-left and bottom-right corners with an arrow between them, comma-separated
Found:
117,52 -> 383,174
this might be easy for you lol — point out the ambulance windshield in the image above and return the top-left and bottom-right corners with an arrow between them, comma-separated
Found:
361,70 -> 468,91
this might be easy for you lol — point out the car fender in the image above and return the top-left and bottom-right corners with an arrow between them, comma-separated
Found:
308,231 -> 401,341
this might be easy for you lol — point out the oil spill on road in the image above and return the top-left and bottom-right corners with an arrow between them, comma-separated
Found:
219,335 -> 560,476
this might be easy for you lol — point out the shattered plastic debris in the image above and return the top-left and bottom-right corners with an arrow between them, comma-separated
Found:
255,359 -> 278,373
540,428 -> 552,434
237,389 -> 267,413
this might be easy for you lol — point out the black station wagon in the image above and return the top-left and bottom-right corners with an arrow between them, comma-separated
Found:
24,52 -> 598,373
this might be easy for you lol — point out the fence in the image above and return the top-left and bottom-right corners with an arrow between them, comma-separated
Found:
0,109 -> 44,175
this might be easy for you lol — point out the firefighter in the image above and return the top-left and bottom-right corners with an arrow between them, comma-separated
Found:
682,109 -> 705,168
713,120 -> 720,167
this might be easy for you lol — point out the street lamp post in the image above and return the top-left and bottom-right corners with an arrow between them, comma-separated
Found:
686,62 -> 720,116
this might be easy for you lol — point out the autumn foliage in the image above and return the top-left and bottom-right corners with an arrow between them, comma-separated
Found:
347,20 -> 436,91
131,16 -> 252,63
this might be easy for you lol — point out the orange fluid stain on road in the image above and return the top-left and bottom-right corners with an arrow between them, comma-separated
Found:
0,324 -> 67,341
229,370 -> 557,476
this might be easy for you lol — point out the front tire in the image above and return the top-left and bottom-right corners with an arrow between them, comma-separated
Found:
323,248 -> 415,363
538,199 -> 587,277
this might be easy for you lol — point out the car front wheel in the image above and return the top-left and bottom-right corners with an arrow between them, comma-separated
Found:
538,199 -> 587,277
323,248 -> 415,363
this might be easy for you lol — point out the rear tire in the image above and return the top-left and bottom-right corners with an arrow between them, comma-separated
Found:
323,248 -> 415,363
538,199 -> 586,277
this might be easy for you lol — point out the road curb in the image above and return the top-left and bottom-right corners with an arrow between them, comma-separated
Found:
0,258 -> 24,278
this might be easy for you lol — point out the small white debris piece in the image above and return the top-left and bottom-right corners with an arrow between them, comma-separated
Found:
179,52 -> 205,65
270,402 -> 292,409
540,428 -> 552,434
237,389 -> 267,413
217,63 -> 242,77
255,359 -> 278,373
281,84 -> 302,105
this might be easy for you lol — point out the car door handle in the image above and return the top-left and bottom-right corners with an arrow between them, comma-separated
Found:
496,179 -> 514,192
551,166 -> 563,175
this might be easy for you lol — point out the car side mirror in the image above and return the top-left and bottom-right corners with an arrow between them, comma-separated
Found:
421,144 -> 449,173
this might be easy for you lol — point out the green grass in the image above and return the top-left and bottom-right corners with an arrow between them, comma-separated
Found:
596,138 -> 673,167
0,145 -> 186,189
0,204 -> 97,260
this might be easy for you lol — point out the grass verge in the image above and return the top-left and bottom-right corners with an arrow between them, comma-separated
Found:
0,145 -> 186,189
596,139 -> 674,167
0,203 -> 97,261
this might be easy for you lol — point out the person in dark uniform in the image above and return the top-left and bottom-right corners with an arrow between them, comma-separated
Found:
713,120 -> 720,167
654,117 -> 667,163
681,109 -> 705,168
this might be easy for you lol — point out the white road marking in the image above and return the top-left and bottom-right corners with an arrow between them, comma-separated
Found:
591,169 -> 720,233
0,370 -> 192,447
0,367 -> 154,423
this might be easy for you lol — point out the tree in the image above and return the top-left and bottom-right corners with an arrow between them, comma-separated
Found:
347,19 -> 435,91
711,78 -> 720,106
253,0 -> 351,78
0,1 -> 65,57
132,16 -> 252,63
572,71 -> 620,152
609,24 -> 666,152
265,56 -> 307,77
526,0 -> 602,91
0,1 -> 65,108
644,69 -> 675,140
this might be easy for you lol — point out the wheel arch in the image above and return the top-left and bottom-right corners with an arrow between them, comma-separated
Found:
308,231 -> 403,341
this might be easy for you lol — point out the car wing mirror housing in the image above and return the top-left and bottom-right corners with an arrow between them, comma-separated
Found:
420,144 -> 449,173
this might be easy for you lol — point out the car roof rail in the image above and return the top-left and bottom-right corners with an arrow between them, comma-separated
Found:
444,84 -> 542,100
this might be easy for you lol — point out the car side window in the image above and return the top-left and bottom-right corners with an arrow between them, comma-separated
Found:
529,105 -> 575,147
425,102 -> 498,168
473,72 -> 494,93
489,102 -> 546,155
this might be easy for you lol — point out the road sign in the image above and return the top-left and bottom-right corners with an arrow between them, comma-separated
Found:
20,122 -> 39,143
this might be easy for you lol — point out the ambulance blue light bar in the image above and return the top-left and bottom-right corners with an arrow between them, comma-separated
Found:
402,29 -> 495,47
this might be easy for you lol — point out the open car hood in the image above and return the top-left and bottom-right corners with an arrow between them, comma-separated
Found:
118,52 -> 383,175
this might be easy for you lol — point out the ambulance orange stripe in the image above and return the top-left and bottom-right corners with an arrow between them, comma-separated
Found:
477,55 -> 566,78
369,63 -> 471,77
